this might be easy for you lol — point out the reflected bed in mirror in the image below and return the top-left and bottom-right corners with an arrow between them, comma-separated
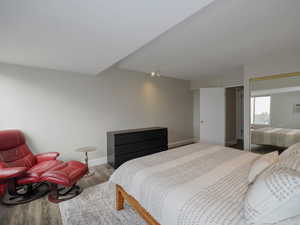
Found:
250,73 -> 300,154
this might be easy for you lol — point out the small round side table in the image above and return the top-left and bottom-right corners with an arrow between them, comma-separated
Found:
75,146 -> 96,177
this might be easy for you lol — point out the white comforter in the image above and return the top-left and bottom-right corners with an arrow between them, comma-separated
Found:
251,127 -> 300,147
110,143 -> 259,225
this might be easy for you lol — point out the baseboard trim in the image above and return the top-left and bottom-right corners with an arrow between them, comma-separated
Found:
168,138 -> 196,149
88,138 -> 196,167
226,139 -> 237,146
88,157 -> 107,167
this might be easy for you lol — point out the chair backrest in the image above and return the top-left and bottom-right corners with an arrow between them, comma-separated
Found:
0,130 -> 36,168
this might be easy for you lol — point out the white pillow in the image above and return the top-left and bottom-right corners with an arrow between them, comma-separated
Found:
278,155 -> 300,171
278,143 -> 300,172
252,215 -> 300,225
280,142 -> 300,158
273,215 -> 300,225
244,166 -> 300,224
248,151 -> 279,184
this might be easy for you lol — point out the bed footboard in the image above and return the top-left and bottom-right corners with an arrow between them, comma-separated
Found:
115,184 -> 160,225
116,184 -> 125,210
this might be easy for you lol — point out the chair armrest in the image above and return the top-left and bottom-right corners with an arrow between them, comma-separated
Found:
0,167 -> 27,180
35,152 -> 60,163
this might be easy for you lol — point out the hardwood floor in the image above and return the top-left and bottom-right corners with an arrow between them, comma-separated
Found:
229,139 -> 244,150
0,164 -> 114,225
250,144 -> 286,154
228,140 -> 287,154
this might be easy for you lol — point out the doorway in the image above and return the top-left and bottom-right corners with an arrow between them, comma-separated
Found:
225,86 -> 244,149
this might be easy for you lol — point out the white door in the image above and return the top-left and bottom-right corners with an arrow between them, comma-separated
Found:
200,88 -> 225,145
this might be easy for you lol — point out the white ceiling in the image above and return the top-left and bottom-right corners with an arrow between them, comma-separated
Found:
0,0 -> 216,75
118,0 -> 300,80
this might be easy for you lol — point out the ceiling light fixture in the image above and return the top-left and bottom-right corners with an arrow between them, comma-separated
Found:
150,71 -> 161,77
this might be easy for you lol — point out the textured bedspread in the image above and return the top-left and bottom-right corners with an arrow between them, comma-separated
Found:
251,127 -> 300,147
110,143 -> 259,225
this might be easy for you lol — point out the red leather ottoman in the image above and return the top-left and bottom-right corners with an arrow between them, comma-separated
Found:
40,161 -> 88,203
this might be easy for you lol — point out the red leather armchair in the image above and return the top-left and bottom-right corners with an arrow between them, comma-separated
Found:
0,130 -> 61,204
0,130 -> 88,205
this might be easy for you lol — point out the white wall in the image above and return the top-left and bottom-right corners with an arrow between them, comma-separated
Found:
243,57 -> 300,149
0,63 -> 193,161
190,73 -> 243,89
270,92 -> 300,129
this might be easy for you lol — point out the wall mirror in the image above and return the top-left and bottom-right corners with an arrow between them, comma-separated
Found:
249,73 -> 300,154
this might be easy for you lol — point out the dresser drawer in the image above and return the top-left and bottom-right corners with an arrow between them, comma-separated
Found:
115,138 -> 166,155
115,129 -> 167,146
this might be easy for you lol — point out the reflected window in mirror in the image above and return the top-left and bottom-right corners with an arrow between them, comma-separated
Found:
251,96 -> 271,125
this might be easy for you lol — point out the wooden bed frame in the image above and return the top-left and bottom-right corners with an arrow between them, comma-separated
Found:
116,184 -> 160,225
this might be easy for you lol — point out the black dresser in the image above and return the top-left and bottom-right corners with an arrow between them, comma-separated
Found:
107,127 -> 168,169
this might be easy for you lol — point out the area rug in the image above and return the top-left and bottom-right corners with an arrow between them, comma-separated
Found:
59,182 -> 147,225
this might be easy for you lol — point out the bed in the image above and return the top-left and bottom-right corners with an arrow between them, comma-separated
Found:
251,127 -> 300,148
110,143 -> 260,225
